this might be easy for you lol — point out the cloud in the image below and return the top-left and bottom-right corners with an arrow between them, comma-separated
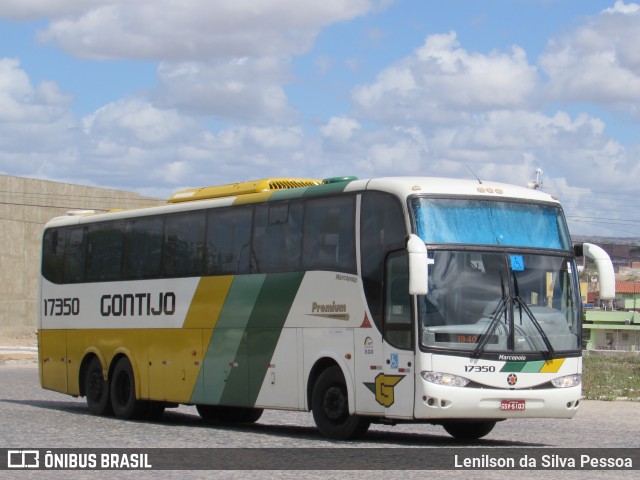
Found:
0,58 -> 76,160
155,56 -> 295,122
320,116 -> 361,143
352,32 -> 539,125
0,0 -> 89,20
0,58 -> 73,122
0,1 -> 638,237
2,0 -> 382,61
82,98 -> 200,145
540,1 -> 640,110
0,58 -> 328,194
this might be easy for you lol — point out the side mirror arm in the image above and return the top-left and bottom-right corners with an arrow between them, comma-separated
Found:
407,234 -> 433,295
578,243 -> 615,300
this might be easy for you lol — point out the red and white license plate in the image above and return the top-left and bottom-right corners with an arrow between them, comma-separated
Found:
501,399 -> 526,411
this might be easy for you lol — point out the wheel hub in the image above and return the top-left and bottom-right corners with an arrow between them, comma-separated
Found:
323,385 -> 347,421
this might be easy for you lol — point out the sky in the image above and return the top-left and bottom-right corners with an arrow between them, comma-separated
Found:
0,0 -> 639,238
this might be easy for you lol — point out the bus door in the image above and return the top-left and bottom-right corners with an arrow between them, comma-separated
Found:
381,252 -> 415,418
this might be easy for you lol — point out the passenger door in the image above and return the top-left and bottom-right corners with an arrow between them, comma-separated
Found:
381,252 -> 415,419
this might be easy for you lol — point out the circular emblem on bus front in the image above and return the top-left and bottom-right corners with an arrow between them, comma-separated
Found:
507,374 -> 518,386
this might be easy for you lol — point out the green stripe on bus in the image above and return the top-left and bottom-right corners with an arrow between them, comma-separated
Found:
500,362 -> 525,372
247,272 -> 305,405
220,272 -> 305,407
500,360 -> 547,373
191,274 -> 266,405
303,181 -> 352,197
268,187 -> 312,201
520,361 -> 546,373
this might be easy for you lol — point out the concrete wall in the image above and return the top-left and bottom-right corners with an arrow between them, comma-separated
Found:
0,174 -> 164,329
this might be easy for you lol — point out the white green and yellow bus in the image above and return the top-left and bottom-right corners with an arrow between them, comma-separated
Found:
38,176 -> 615,440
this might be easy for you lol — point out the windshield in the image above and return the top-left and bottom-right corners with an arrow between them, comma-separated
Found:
411,197 -> 572,250
419,251 -> 581,354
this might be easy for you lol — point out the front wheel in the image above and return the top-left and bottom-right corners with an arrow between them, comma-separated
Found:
110,357 -> 148,420
442,420 -> 497,440
311,366 -> 370,440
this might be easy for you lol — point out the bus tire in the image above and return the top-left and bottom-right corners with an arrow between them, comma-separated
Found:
311,366 -> 371,440
85,356 -> 112,416
196,404 -> 223,422
240,408 -> 264,424
442,420 -> 496,440
110,357 -> 148,420
221,407 -> 263,423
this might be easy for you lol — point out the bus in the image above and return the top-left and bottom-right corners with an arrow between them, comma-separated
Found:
38,176 -> 615,440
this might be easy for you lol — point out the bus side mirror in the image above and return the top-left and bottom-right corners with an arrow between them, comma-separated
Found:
407,234 -> 433,295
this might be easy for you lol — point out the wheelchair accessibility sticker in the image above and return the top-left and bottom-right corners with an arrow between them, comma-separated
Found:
389,353 -> 399,369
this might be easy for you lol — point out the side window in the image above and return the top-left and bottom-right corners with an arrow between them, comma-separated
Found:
302,196 -> 356,273
42,226 -> 85,283
86,222 -> 123,281
42,228 -> 66,283
205,206 -> 253,275
385,252 -> 412,349
163,212 -> 206,277
124,217 -> 164,279
65,227 -> 85,283
252,201 -> 303,273
360,191 -> 407,329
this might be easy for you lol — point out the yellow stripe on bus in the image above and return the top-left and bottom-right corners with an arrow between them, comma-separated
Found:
182,275 -> 234,329
539,358 -> 565,373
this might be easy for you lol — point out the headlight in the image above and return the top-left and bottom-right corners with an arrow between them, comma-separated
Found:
551,374 -> 581,388
421,371 -> 470,387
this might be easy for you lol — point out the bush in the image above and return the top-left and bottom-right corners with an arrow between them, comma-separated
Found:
582,353 -> 640,401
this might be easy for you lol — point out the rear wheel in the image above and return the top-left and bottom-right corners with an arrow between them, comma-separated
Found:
239,408 -> 263,424
311,366 -> 370,440
196,404 -> 223,422
85,356 -> 112,416
110,357 -> 148,420
442,420 -> 497,440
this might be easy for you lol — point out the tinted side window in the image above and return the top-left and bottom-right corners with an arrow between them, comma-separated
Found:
124,217 -> 164,279
302,196 -> 356,273
65,227 -> 85,283
163,212 -> 206,277
42,228 -> 66,283
252,202 -> 303,273
86,222 -> 123,281
205,206 -> 253,275
360,192 -> 406,329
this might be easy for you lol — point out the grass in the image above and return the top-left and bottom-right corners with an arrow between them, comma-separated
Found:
582,353 -> 640,401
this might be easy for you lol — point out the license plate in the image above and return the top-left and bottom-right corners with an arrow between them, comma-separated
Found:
501,399 -> 526,411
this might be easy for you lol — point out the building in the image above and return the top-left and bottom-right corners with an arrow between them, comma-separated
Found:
583,310 -> 639,351
0,175 -> 163,331
582,280 -> 640,351
615,282 -> 640,311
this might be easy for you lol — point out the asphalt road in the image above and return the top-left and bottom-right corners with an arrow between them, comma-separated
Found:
1,363 -> 639,479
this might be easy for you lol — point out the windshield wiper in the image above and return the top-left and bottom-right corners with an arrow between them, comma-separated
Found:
512,273 -> 555,359
472,273 -> 509,358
